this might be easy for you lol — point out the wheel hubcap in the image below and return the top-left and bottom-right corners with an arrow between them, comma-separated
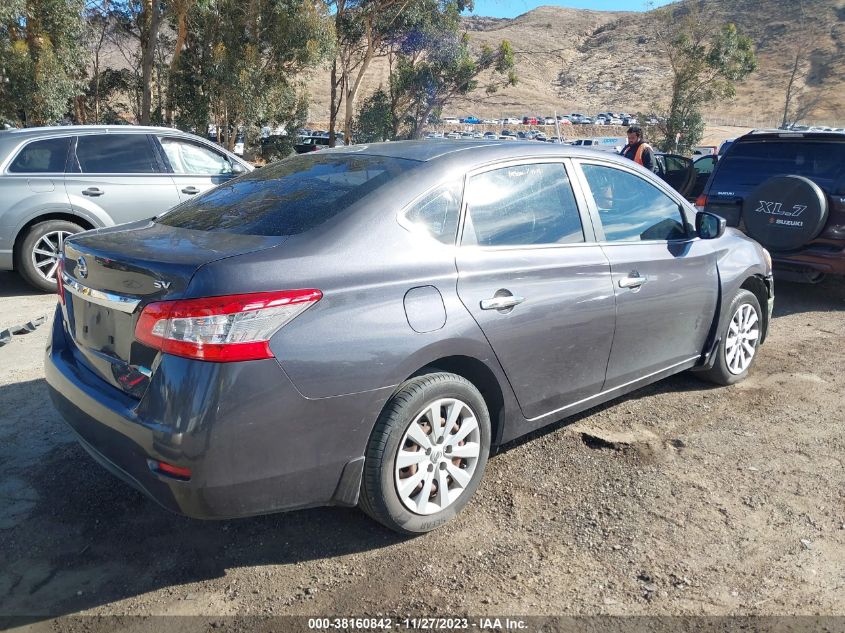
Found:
725,303 -> 759,375
31,230 -> 72,283
394,398 -> 481,515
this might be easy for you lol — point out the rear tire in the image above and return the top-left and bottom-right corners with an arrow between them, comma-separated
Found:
16,220 -> 84,292
359,372 -> 491,534
698,289 -> 762,386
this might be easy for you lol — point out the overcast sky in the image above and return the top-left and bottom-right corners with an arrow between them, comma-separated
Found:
463,0 -> 675,19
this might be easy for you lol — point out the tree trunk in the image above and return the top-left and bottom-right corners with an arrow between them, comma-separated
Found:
414,104 -> 435,139
165,4 -> 190,126
329,58 -> 341,147
25,9 -> 43,125
93,21 -> 107,124
140,0 -> 162,125
74,95 -> 87,124
781,51 -> 801,128
343,19 -> 377,143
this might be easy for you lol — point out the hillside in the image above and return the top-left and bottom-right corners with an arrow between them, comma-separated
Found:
303,0 -> 845,126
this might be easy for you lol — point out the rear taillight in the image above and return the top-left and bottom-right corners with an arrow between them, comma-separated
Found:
134,289 -> 322,362
56,258 -> 66,304
695,194 -> 707,211
149,459 -> 192,480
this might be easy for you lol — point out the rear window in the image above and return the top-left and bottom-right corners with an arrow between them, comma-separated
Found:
8,137 -> 70,173
75,134 -> 160,174
157,153 -> 419,236
714,140 -> 845,194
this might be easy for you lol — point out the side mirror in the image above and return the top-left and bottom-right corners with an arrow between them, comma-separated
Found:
231,161 -> 247,175
696,211 -> 726,240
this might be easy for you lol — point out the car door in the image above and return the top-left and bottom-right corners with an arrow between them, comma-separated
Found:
689,155 -> 717,201
656,153 -> 695,197
65,133 -> 181,225
573,159 -> 719,390
155,135 -> 241,201
455,159 -> 616,421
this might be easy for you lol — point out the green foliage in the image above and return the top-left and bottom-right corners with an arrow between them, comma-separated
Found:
172,0 -> 333,155
353,87 -> 392,142
0,0 -> 87,126
76,68 -> 137,124
656,11 -> 756,153
385,0 -> 516,139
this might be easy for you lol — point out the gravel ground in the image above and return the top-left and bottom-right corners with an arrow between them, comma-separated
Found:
0,270 -> 843,623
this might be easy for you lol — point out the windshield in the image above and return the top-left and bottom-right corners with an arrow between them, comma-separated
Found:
157,153 -> 419,236
715,140 -> 845,194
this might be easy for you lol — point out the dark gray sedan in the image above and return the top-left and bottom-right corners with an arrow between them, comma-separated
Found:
45,141 -> 774,534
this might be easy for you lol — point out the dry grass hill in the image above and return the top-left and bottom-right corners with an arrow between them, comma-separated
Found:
303,0 -> 845,127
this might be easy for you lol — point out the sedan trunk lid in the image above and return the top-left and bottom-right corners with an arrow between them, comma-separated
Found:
60,220 -> 285,397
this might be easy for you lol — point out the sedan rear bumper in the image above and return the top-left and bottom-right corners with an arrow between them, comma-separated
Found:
45,306 -> 380,519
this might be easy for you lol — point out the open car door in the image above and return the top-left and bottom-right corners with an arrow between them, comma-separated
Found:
655,153 -> 695,199
689,155 -> 718,202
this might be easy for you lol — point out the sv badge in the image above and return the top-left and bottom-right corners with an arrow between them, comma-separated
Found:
153,280 -> 171,289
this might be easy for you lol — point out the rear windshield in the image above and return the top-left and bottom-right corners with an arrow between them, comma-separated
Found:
714,140 -> 845,194
157,153 -> 418,236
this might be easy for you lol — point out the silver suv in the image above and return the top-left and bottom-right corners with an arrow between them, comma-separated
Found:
0,126 -> 251,291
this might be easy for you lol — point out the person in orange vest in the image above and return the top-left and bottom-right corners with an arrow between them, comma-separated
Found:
620,125 -> 656,172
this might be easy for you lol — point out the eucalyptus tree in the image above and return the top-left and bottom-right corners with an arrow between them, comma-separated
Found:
385,0 -> 515,139
0,0 -> 87,125
172,0 -> 333,156
655,5 -> 756,152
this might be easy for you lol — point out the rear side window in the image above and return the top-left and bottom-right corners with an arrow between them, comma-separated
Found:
8,138 -> 70,173
402,182 -> 462,244
74,134 -> 159,174
462,163 -> 584,247
157,154 -> 419,236
715,140 -> 845,194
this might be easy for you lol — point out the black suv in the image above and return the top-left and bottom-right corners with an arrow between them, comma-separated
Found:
699,130 -> 845,280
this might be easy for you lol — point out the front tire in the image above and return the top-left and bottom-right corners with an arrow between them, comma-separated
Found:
359,372 -> 491,534
699,289 -> 762,385
16,220 -> 83,292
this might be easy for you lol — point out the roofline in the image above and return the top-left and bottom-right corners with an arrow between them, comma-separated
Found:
0,125 -> 194,136
745,128 -> 845,138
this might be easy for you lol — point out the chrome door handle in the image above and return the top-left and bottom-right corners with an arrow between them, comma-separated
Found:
618,276 -> 647,289
181,186 -> 200,194
82,187 -> 104,197
480,295 -> 525,310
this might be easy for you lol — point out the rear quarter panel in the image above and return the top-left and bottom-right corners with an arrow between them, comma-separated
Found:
0,178 -> 83,269
184,167 -> 522,440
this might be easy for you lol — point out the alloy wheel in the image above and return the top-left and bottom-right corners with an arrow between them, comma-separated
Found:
30,230 -> 71,283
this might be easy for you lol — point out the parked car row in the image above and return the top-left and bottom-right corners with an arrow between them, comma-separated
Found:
442,113 -> 638,127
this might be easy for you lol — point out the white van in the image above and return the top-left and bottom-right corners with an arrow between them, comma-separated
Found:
570,136 -> 626,152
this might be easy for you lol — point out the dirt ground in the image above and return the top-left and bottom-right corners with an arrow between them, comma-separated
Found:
0,269 -> 843,624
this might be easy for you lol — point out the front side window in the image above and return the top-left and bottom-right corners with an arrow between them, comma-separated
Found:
74,134 -> 159,174
160,138 -> 233,175
8,137 -> 70,173
402,182 -> 462,244
581,163 -> 687,242
462,163 -> 584,247
157,153 -> 419,236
